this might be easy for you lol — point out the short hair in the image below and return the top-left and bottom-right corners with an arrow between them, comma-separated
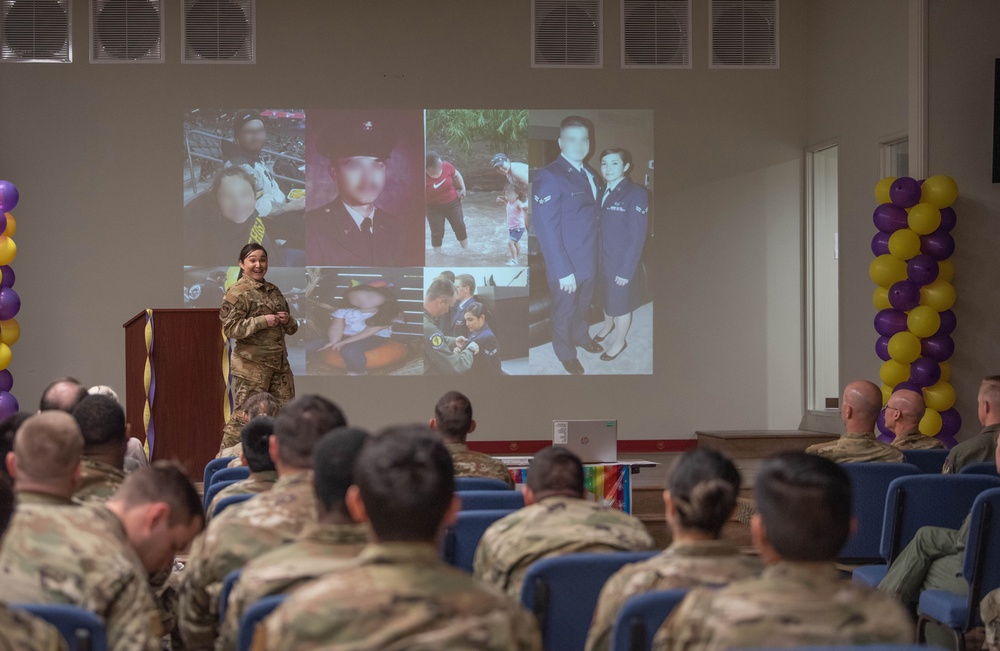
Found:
599,148 -> 633,172
668,449 -> 741,536
88,385 -> 120,402
981,376 -> 1000,408
0,479 -> 12,537
560,115 -> 592,135
425,151 -> 441,167
243,392 -> 280,419
754,452 -> 852,561
314,427 -> 369,516
437,271 -> 456,283
241,416 -> 276,473
433,391 -> 473,441
272,395 -> 347,469
354,425 -> 454,542
113,461 -> 204,527
426,278 -> 457,303
14,412 -> 84,482
526,446 -> 584,497
455,274 -> 476,295
39,377 -> 89,412
72,395 -> 127,449
0,412 -> 30,485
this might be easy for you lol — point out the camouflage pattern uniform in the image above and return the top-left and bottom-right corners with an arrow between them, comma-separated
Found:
216,522 -> 368,651
891,430 -> 945,450
445,442 -> 515,488
473,495 -> 654,597
73,457 -> 126,505
0,493 -> 162,651
205,470 -> 279,522
219,275 -> 298,450
982,588 -> 1000,651
251,542 -> 543,651
878,514 -> 969,606
0,605 -> 67,651
585,540 -> 763,651
176,471 -> 318,650
804,432 -> 905,463
942,423 -> 1000,473
652,561 -> 913,651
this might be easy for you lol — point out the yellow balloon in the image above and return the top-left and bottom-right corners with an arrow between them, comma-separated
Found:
880,359 -> 910,388
881,384 -> 893,407
873,286 -> 891,310
937,258 -> 954,283
939,361 -> 952,383
920,175 -> 959,209
870,254 -> 908,287
0,237 -> 15,267
923,381 -> 956,412
888,331 -> 921,364
4,215 -> 16,238
908,202 -> 942,235
907,305 -> 942,338
888,229 -> 921,260
875,177 -> 896,205
0,319 -> 20,347
919,407 -> 943,437
0,343 -> 11,371
920,279 -> 956,312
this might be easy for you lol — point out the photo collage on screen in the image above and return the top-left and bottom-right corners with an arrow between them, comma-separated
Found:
182,109 -> 653,376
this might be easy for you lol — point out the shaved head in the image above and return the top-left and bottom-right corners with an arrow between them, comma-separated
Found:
980,376 -> 1000,408
11,412 -> 83,486
842,380 -> 882,431
887,389 -> 925,432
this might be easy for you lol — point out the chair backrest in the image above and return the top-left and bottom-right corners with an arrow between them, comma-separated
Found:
521,551 -> 659,651
959,462 -> 998,476
881,474 -> 1000,563
839,463 -> 920,562
213,466 -> 251,485
213,493 -> 255,518
13,603 -> 108,651
961,487 -> 1000,628
238,594 -> 287,651
454,476 -> 512,491
610,589 -> 689,651
441,509 -> 516,572
456,490 -> 524,511
204,456 -> 237,487
203,479 -> 239,511
902,449 -> 950,474
219,569 -> 242,623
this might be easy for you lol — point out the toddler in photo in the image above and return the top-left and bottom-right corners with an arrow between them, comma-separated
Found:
320,281 -> 401,375
497,184 -> 528,266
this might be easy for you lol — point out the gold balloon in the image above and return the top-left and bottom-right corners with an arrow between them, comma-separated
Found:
918,407 -> 943,437
4,215 -> 16,238
888,332 -> 922,364
0,319 -> 20,347
923,381 -> 957,412
875,177 -> 896,205
0,237 -> 16,267
870,254 -> 908,287
873,286 -> 891,310
939,361 -> 952,383
937,259 -> 955,283
881,384 -> 893,406
880,360 -> 910,388
907,305 -> 942,338
907,203 -> 942,235
0,343 -> 11,371
920,175 -> 959,209
920,279 -> 956,312
888,229 -> 921,260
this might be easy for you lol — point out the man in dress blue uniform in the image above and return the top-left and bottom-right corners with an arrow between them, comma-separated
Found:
446,274 -> 477,338
532,116 -> 604,374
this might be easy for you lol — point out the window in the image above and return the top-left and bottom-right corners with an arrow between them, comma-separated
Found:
880,134 -> 909,178
805,143 -> 839,412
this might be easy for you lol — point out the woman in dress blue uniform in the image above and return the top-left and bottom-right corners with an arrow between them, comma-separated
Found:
594,148 -> 649,361
458,302 -> 502,375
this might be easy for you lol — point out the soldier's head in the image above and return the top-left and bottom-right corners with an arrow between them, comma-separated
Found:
314,427 -> 369,524
424,278 -> 457,318
841,380 -> 883,433
233,109 -> 266,153
106,461 -> 204,574
39,376 -> 89,413
978,376 -> 1000,427
455,274 -> 476,300
271,395 -> 347,474
0,412 -> 29,486
72,394 -> 128,465
558,115 -> 593,164
237,243 -> 268,283
430,391 -> 475,443
241,416 -> 276,473
317,116 -> 393,207
752,452 -> 853,564
665,449 -> 741,538
348,425 -> 457,544
884,388 -> 925,434
524,446 -> 585,505
242,391 -> 280,424
7,411 -> 83,498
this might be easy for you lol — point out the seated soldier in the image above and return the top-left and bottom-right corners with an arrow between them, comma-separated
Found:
177,395 -> 346,650
887,389 -> 945,450
252,425 -> 542,650
216,427 -> 370,651
430,390 -> 515,488
985,586 -> 1000,651
72,394 -> 128,504
473,445 -> 654,597
585,449 -> 762,651
652,452 -> 912,651
206,415 -> 279,521
943,375 -> 1000,473
86,385 -> 148,472
38,376 -> 89,413
219,391 -> 280,462
805,380 -> 904,462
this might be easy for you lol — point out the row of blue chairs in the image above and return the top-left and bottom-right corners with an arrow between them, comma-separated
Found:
10,604 -> 107,651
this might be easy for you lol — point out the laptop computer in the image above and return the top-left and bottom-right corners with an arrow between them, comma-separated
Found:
553,420 -> 618,464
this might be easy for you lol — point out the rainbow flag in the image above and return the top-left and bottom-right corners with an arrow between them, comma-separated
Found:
509,463 -> 632,514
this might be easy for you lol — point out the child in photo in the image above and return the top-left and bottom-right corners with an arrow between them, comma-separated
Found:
456,302 -> 502,375
320,281 -> 401,375
497,184 -> 528,266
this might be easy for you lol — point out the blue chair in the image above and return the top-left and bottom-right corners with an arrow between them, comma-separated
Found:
213,493 -> 255,518
213,466 -> 251,484
610,589 -> 689,651
839,463 -> 920,562
219,569 -> 242,623
853,474 -> 1000,586
204,456 -> 237,489
13,603 -> 108,651
902,449 -> 950,474
238,594 -> 287,651
917,487 -> 1000,651
456,490 -> 524,511
203,479 -> 238,511
454,476 -> 512,491
442,509 -> 516,572
959,462 -> 998,476
521,551 -> 658,651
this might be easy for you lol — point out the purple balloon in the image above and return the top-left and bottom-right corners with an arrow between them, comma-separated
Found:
938,207 -> 957,233
937,434 -> 959,449
920,231 -> 956,261
871,232 -> 891,256
937,310 -> 957,336
877,410 -> 893,443
0,370 -> 12,392
873,203 -> 910,233
939,407 -> 962,439
0,266 -> 15,289
0,181 -> 18,213
0,288 -> 19,321
909,357 -> 942,387
921,334 -> 955,362
888,280 -> 921,311
893,381 -> 925,394
890,177 -> 922,208
906,254 -> 939,286
875,336 -> 891,361
874,308 -> 908,337
0,391 -> 18,421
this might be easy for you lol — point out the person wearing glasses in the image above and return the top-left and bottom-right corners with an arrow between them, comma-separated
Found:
885,389 -> 945,450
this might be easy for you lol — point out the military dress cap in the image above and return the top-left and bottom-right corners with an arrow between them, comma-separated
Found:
491,153 -> 510,167
233,109 -> 264,136
317,116 -> 395,161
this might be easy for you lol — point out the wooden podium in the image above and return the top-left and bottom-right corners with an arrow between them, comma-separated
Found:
124,309 -> 227,478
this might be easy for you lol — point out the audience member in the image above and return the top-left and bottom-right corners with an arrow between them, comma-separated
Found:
0,411 -> 30,485
473,445 -> 654,597
886,389 -> 945,450
219,391 -> 281,461
38,376 -> 88,413
72,394 -> 128,504
88,384 -> 149,472
206,416 -> 279,520
805,380 -> 904,462
431,390 -> 515,488
942,375 -> 1000,473
253,425 -> 542,650
653,452 -> 912,651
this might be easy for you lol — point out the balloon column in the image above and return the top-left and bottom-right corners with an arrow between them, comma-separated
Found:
870,175 -> 959,446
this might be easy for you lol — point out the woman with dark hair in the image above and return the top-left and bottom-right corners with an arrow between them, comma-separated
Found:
425,150 -> 470,255
457,302 -> 501,375
218,243 -> 297,452
320,282 -> 402,376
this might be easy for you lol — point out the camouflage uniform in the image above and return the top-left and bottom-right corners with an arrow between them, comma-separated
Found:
251,542 -> 543,651
942,423 -> 1000,473
585,540 -> 763,651
423,311 -> 474,375
473,495 -> 654,597
219,275 -> 298,450
891,430 -> 946,450
652,561 -> 913,651
878,514 -> 969,606
216,522 -> 368,651
205,470 -> 279,522
73,457 -> 126,505
0,605 -> 67,651
804,431 -> 905,463
177,471 -> 318,650
0,493 -> 162,651
445,442 -> 515,489
982,588 -> 1000,651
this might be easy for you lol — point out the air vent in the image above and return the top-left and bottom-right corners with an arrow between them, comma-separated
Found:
532,0 -> 601,68
1,0 -> 71,63
182,0 -> 254,64
91,0 -> 162,63
710,0 -> 778,69
622,0 -> 690,69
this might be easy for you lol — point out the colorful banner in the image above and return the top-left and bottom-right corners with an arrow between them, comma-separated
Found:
510,462 -> 633,514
